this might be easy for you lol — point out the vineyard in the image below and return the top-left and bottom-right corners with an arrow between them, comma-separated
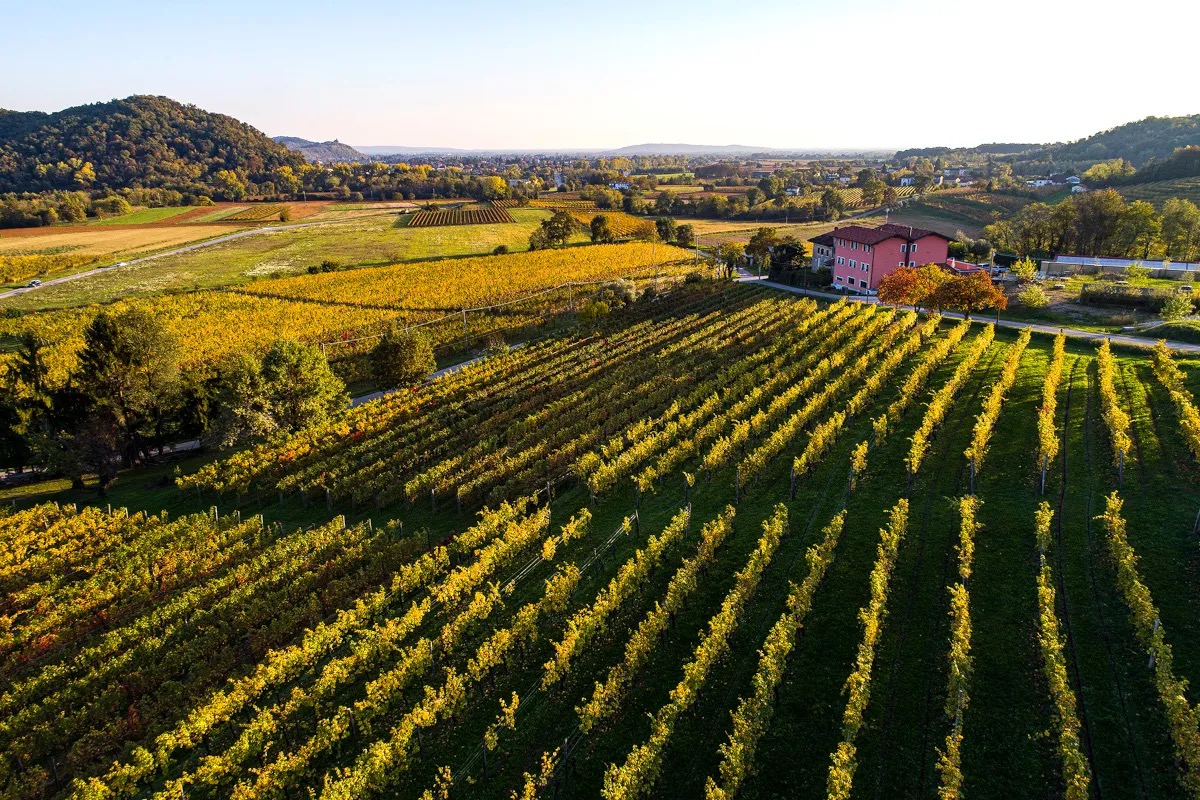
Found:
5,282 -> 1200,800
529,200 -> 601,210
408,206 -> 516,227
222,205 -> 289,222
0,252 -> 97,285
564,210 -> 656,238
0,243 -> 697,388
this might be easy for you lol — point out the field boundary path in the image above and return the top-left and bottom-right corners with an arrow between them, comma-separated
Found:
737,273 -> 1200,354
0,214 -> 395,301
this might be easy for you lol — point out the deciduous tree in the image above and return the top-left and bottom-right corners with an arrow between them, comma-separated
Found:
877,264 -> 947,311
715,242 -> 744,279
371,328 -> 437,388
655,217 -> 677,243
746,227 -> 779,269
259,340 -> 347,433
590,214 -> 615,244
933,271 -> 1007,319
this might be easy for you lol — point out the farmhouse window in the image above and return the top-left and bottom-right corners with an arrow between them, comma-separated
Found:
900,244 -> 907,253
909,261 -> 916,267
911,243 -> 917,252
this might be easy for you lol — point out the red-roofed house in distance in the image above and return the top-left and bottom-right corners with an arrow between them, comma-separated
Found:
811,223 -> 952,294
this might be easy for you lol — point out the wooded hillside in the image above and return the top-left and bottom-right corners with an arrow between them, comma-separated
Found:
0,95 -> 304,193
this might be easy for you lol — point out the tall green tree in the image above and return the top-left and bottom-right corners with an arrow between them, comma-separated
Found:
715,242 -> 744,279
758,176 -> 783,200
75,308 -> 182,463
655,217 -> 677,243
820,188 -> 846,220
1120,200 -> 1161,258
206,352 -> 277,449
533,211 -> 577,248
1161,198 -> 1200,261
259,340 -> 348,433
590,214 -> 616,244
746,227 -> 779,269
370,329 -> 436,388
861,179 -> 886,207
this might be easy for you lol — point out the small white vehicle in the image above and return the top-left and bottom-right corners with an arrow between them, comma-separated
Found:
26,279 -> 41,287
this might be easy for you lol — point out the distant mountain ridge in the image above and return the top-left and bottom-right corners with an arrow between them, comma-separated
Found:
0,95 -> 303,193
274,136 -> 370,163
353,142 -> 886,157
609,143 -> 774,156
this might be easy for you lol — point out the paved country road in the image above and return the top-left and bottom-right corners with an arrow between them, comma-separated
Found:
0,215 -> 385,301
736,274 -> 1200,354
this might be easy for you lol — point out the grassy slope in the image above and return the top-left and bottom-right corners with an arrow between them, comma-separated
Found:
86,207 -> 196,225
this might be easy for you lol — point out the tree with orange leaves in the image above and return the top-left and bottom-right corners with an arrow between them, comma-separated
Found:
933,271 -> 1007,319
877,264 -> 947,312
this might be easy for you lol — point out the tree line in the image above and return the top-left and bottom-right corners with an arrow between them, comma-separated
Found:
1,311 -> 435,491
983,189 -> 1200,262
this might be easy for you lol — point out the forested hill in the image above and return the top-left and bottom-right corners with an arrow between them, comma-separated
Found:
1050,115 -> 1200,166
274,136 -> 370,163
893,115 -> 1200,169
0,95 -> 304,193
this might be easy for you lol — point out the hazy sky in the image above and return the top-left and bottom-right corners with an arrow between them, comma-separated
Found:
3,0 -> 1197,151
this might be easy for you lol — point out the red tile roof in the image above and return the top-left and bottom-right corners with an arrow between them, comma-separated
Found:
828,223 -> 951,246
943,259 -> 987,274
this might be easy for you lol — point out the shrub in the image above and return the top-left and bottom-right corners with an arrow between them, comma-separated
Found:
1161,292 -> 1195,321
370,328 -> 436,388
597,279 -> 639,305
579,299 -> 610,322
1011,257 -> 1038,283
1019,285 -> 1050,308
1126,262 -> 1151,284
493,244 -> 510,255
90,196 -> 132,217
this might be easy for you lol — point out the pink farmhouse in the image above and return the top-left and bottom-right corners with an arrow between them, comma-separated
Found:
810,224 -> 952,294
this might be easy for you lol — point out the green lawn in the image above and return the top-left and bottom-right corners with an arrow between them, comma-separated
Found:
0,208 -> 563,311
86,206 -> 196,225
